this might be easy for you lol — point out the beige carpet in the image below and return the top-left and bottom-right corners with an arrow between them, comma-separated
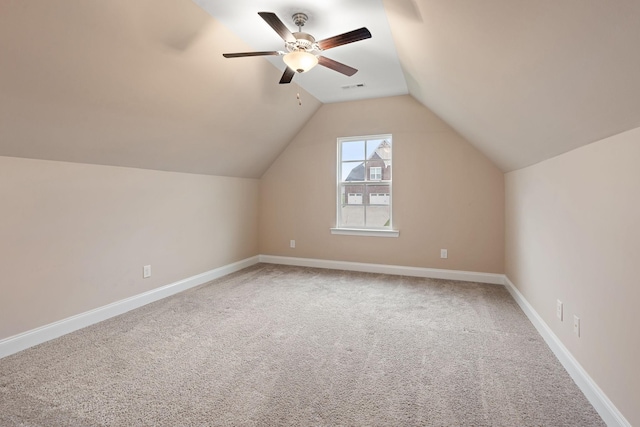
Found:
0,263 -> 604,426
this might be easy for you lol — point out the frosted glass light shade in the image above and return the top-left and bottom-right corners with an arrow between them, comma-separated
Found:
283,51 -> 318,73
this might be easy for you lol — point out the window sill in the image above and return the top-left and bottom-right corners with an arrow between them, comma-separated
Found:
330,228 -> 399,238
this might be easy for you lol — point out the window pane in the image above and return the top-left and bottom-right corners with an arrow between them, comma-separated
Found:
365,162 -> 391,181
366,139 -> 391,160
342,140 -> 365,161
366,160 -> 388,181
341,205 -> 365,227
366,205 -> 390,228
342,161 -> 365,182
367,184 -> 390,205
342,184 -> 364,205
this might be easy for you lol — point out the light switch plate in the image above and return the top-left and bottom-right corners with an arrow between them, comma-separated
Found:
556,300 -> 563,321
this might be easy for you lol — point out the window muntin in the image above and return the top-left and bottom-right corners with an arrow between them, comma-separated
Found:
337,135 -> 392,230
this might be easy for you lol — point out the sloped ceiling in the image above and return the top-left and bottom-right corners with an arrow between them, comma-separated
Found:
384,0 -> 640,171
1,0 -> 639,176
0,0 -> 322,178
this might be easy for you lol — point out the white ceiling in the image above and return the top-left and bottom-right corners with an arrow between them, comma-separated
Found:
193,0 -> 408,103
1,0 -> 639,176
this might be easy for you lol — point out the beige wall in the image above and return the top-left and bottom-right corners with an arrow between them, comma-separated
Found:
505,127 -> 640,426
0,156 -> 259,340
259,95 -> 504,273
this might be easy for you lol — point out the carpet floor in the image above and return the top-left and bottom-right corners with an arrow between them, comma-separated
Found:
0,263 -> 604,426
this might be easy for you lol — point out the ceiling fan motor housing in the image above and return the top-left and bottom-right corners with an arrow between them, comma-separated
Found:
287,32 -> 318,53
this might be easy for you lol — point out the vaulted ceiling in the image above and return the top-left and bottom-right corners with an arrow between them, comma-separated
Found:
1,0 -> 639,177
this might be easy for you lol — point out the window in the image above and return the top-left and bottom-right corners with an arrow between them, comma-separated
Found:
370,167 -> 382,181
333,135 -> 396,236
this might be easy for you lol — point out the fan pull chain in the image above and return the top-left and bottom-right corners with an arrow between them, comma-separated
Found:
296,83 -> 302,106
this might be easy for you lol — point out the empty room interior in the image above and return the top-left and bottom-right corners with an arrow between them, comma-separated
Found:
1,0 -> 638,425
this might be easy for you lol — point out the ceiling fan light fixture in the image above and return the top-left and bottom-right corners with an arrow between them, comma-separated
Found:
283,51 -> 318,73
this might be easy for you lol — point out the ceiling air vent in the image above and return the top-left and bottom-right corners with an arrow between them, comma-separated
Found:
341,83 -> 366,90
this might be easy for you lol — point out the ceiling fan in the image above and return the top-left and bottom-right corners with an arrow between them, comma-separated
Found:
223,12 -> 372,84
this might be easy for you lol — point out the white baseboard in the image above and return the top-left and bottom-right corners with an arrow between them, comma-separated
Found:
0,255 -> 628,427
0,256 -> 260,359
0,256 -> 500,360
503,276 -> 630,427
259,255 -> 505,285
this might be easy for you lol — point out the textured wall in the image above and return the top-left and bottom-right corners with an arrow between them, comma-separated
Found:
0,156 -> 259,340
505,127 -> 640,426
259,95 -> 504,273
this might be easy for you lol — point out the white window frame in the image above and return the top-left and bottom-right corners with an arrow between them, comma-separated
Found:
331,134 -> 398,238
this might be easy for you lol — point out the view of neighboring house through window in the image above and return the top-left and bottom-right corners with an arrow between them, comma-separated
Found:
337,135 -> 392,229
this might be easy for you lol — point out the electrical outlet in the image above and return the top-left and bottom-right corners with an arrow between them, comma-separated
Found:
556,300 -> 563,321
143,265 -> 151,278
290,240 -> 296,249
440,249 -> 448,259
573,315 -> 580,337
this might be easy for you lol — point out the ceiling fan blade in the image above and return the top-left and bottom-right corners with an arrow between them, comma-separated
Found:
279,67 -> 296,84
318,56 -> 358,76
222,51 -> 281,58
258,12 -> 296,43
317,27 -> 372,51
